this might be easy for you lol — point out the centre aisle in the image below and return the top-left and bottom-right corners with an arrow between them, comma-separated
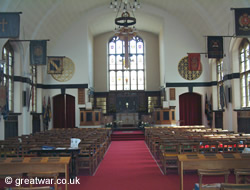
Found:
71,140 -> 180,190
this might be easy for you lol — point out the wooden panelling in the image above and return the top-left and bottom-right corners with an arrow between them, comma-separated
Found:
78,88 -> 85,104
170,88 -> 175,100
237,111 -> 250,133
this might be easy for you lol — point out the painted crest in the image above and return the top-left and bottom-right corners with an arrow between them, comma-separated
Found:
239,13 -> 250,31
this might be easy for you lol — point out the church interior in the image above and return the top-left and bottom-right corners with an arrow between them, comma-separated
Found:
0,0 -> 250,190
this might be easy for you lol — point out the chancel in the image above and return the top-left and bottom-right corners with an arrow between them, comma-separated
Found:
0,1 -> 250,190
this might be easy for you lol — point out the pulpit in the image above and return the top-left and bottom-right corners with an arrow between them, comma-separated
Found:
80,108 -> 102,126
153,108 -> 176,125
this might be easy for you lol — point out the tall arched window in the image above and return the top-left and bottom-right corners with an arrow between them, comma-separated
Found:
2,42 -> 14,112
108,36 -> 145,91
239,39 -> 250,107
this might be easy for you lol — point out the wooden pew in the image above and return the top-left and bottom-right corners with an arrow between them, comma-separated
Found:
220,183 -> 250,190
178,153 -> 250,190
0,157 -> 70,190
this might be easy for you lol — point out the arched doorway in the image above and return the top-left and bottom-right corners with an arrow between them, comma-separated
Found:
53,94 -> 75,128
179,93 -> 202,125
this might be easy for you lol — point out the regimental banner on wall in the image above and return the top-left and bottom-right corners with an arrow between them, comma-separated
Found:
220,85 -> 225,109
234,8 -> 250,37
188,53 -> 201,71
0,13 -> 20,38
0,85 -> 6,107
47,56 -> 63,74
207,36 -> 224,59
30,40 -> 47,65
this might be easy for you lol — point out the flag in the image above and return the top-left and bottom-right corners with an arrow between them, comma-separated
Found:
0,86 -> 6,108
205,93 -> 208,115
27,87 -> 31,111
2,91 -> 9,120
207,36 -> 224,58
188,53 -> 201,71
42,96 -> 47,126
208,95 -> 213,124
30,40 -> 47,65
234,8 -> 250,37
47,57 -> 63,74
47,96 -> 51,122
0,13 -> 20,38
220,85 -> 225,109
205,93 -> 213,127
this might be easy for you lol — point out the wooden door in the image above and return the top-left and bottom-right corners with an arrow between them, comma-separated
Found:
66,95 -> 75,128
179,93 -> 202,125
53,94 -> 75,128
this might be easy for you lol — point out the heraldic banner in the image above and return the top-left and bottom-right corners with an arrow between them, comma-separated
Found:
234,8 -> 250,37
207,36 -> 224,59
30,40 -> 47,65
47,56 -> 64,74
188,53 -> 201,71
0,13 -> 20,38
0,85 -> 6,108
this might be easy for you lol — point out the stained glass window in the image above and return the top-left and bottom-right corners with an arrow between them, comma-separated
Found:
108,36 -> 144,91
2,42 -> 14,112
239,39 -> 250,107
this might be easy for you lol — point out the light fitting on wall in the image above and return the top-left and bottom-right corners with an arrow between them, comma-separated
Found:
110,0 -> 141,69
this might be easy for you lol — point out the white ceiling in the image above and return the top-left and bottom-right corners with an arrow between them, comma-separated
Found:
0,0 -> 249,45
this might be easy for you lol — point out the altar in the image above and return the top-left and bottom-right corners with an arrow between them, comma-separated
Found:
116,113 -> 138,127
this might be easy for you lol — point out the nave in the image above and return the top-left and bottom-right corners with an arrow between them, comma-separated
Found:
69,140 -> 237,190
1,126 -> 250,190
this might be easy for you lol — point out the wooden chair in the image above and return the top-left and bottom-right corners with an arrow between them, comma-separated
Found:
220,142 -> 239,153
220,183 -> 250,190
198,169 -> 230,190
159,143 -> 179,174
234,169 -> 250,184
4,144 -> 20,157
77,144 -> 96,175
179,142 -> 199,154
199,141 -> 219,153
0,144 -> 5,158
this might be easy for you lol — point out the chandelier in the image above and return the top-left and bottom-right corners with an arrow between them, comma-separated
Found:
110,0 -> 140,37
110,0 -> 141,68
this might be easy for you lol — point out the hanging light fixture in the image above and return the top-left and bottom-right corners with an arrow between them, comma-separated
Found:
110,0 -> 141,69
110,0 -> 141,38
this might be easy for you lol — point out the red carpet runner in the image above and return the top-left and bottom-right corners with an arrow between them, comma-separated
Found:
71,141 -> 180,190
70,141 -> 235,190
